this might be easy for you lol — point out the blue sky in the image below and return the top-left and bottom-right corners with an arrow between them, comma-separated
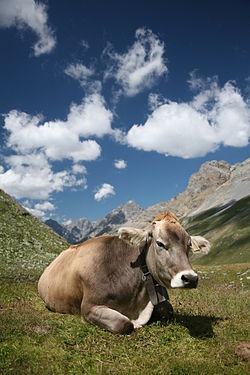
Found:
0,0 -> 249,222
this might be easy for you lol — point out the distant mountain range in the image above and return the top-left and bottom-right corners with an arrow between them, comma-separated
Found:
46,158 -> 250,248
0,157 -> 249,280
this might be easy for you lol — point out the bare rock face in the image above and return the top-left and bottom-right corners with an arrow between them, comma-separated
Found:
187,160 -> 231,193
189,158 -> 250,217
63,218 -> 93,243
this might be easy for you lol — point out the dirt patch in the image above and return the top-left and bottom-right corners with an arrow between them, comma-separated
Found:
235,341 -> 250,362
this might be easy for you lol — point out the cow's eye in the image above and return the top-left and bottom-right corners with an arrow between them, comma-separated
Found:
156,241 -> 167,249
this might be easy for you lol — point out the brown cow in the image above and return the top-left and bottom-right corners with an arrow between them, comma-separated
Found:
38,212 -> 204,334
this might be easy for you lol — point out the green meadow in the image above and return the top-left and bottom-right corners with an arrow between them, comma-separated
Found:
0,264 -> 249,374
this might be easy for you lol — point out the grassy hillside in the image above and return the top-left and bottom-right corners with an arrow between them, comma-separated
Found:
0,189 -> 69,280
185,195 -> 250,265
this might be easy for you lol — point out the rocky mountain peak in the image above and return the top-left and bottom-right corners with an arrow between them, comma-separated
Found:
187,160 -> 231,193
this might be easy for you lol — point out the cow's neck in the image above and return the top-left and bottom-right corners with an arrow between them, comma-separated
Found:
140,243 -> 169,306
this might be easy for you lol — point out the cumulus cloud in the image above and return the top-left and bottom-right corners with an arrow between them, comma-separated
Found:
3,93 -> 113,162
0,153 -> 84,199
104,28 -> 167,97
126,79 -> 250,158
0,166 -> 4,174
0,0 -> 56,56
114,159 -> 127,169
0,93 -> 113,199
94,183 -> 116,201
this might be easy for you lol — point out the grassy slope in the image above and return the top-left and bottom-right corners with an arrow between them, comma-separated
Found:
185,195 -> 250,265
0,189 -> 68,280
0,264 -> 249,374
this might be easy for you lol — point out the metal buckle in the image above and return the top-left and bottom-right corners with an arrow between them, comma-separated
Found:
142,271 -> 150,281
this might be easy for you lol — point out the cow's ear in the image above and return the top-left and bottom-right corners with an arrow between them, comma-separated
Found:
118,227 -> 152,248
190,236 -> 211,253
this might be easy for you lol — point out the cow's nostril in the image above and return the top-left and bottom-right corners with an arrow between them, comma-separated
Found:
181,274 -> 189,283
181,274 -> 198,288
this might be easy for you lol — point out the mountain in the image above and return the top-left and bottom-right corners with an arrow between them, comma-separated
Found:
0,189 -> 69,280
63,217 -> 93,242
45,157 -> 250,264
45,219 -> 78,244
46,200 -> 144,243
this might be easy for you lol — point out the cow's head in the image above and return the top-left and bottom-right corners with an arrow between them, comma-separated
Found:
119,212 -> 202,289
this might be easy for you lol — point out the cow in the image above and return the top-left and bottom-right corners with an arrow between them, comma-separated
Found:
38,212 -> 206,334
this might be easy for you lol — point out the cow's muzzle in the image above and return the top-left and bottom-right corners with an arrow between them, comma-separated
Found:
170,270 -> 198,288
181,273 -> 198,288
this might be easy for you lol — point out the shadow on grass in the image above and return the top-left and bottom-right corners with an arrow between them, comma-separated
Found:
172,313 -> 222,339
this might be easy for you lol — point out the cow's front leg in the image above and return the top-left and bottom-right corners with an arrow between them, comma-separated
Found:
82,303 -> 134,334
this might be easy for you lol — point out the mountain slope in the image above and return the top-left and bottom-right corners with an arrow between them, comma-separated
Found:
185,195 -> 250,265
0,189 -> 69,280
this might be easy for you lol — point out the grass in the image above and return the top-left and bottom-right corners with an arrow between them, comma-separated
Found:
1,263 -> 249,374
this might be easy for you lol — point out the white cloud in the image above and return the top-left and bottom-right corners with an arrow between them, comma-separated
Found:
34,201 -> 55,211
0,0 -> 56,56
24,200 -> 55,219
0,153 -> 84,200
65,63 -> 102,93
114,159 -> 127,169
65,63 -> 94,82
148,93 -> 167,111
104,28 -> 167,97
72,164 -> 88,189
0,92 -> 114,200
0,166 -> 4,174
94,183 -> 116,201
126,79 -> 250,158
72,164 -> 87,174
4,93 -> 113,162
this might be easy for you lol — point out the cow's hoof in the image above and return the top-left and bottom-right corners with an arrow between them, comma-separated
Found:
121,320 -> 134,335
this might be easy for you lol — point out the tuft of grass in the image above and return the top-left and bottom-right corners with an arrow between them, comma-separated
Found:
0,263 -> 250,374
